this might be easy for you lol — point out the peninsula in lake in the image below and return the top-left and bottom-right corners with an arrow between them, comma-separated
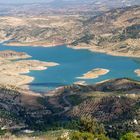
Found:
0,50 -> 58,88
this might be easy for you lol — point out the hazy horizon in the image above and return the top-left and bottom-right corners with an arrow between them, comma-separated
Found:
0,0 -> 50,4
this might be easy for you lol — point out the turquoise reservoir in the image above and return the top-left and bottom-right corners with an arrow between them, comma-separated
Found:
0,44 -> 140,92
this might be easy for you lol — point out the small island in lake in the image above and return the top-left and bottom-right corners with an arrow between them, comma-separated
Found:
135,69 -> 140,76
77,68 -> 109,79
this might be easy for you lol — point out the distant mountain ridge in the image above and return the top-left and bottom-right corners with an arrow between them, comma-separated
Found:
0,0 -> 140,16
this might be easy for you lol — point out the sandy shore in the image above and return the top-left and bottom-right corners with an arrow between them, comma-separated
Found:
135,69 -> 140,76
4,41 -> 140,58
6,42 -> 139,58
77,68 -> 109,79
5,41 -> 65,48
68,43 -> 140,58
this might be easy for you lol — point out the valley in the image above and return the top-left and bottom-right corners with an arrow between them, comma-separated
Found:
0,1 -> 140,139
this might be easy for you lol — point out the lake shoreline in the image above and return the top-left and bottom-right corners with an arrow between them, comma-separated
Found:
68,44 -> 140,58
4,42 -> 140,58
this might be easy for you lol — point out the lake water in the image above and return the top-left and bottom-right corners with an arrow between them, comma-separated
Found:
0,44 -> 140,92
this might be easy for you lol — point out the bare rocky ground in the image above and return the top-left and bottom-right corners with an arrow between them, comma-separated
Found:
0,6 -> 140,57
